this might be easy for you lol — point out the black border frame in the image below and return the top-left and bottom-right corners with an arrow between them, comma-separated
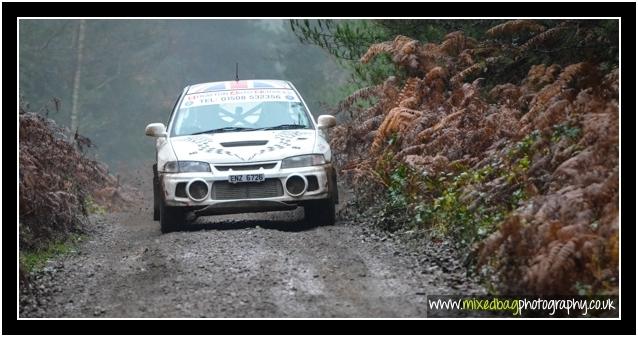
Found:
5,2 -> 635,335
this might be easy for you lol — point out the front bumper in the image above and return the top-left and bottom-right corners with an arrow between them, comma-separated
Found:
159,162 -> 335,212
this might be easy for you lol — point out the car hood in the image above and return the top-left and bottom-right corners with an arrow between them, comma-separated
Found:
169,130 -> 317,164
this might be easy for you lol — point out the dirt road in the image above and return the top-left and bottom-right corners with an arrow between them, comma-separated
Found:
20,194 -> 484,318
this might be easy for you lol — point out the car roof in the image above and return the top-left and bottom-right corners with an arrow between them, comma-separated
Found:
186,79 -> 292,94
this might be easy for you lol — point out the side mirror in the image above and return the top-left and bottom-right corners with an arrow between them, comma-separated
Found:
317,115 -> 337,129
145,123 -> 167,137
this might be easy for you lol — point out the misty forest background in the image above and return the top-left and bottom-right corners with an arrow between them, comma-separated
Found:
19,19 -> 349,174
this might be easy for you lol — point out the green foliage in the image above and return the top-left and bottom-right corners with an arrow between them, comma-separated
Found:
371,131 -> 548,247
387,164 -> 410,208
412,170 -> 508,245
510,188 -> 527,208
552,122 -> 582,142
484,20 -> 618,90
291,19 -> 406,88
375,161 -> 512,247
290,19 -> 386,61
290,19 -> 501,88
454,165 -> 495,186
291,19 -> 505,61
289,20 -> 375,83
19,234 -> 84,272
508,130 -> 540,160
351,53 -> 402,87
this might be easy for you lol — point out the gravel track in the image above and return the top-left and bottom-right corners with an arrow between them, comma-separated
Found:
20,194 -> 484,318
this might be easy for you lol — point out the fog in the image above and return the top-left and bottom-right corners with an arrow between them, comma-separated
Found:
19,19 -> 347,172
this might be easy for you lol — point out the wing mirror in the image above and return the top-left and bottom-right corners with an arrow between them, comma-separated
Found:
145,123 -> 167,137
317,115 -> 337,129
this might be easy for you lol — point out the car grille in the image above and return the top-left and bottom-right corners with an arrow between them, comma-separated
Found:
175,182 -> 187,197
212,179 -> 283,200
306,175 -> 319,191
214,163 -> 277,171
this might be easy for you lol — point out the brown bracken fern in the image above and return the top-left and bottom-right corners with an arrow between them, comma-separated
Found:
330,22 -> 618,296
486,19 -> 546,38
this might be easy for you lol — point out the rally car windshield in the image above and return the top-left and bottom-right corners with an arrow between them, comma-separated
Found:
171,89 -> 313,136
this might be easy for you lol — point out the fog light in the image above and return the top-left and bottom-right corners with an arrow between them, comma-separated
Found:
186,179 -> 209,201
285,174 -> 307,197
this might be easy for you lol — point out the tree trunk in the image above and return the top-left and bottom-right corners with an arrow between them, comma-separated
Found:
70,19 -> 86,134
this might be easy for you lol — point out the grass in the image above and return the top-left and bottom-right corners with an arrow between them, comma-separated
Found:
20,195 -> 104,275
19,233 -> 84,273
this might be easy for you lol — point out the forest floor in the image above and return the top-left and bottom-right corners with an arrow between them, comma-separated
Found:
19,180 -> 485,318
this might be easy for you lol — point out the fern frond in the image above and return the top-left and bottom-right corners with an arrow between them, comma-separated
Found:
336,85 -> 381,112
360,35 -> 421,71
486,19 -> 546,38
520,25 -> 570,52
450,63 -> 485,85
557,62 -> 593,84
371,107 -> 422,153
360,41 -> 393,64
439,31 -> 477,56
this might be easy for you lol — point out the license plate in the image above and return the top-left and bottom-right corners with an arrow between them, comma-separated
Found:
228,173 -> 265,183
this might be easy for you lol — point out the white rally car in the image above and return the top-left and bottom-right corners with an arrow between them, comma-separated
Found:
145,79 -> 338,233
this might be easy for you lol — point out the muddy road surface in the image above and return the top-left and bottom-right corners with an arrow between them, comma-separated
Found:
20,193 -> 484,318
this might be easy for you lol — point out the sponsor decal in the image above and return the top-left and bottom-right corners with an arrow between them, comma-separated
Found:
181,89 -> 300,108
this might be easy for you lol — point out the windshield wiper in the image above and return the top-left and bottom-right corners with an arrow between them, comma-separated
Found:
189,127 -> 255,135
256,124 -> 307,131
